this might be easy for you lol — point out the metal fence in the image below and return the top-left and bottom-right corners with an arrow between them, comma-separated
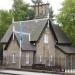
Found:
0,55 -> 75,72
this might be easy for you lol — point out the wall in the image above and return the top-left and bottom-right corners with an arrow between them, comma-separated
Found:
21,51 -> 34,67
36,25 -> 55,66
55,48 -> 66,69
3,38 -> 20,69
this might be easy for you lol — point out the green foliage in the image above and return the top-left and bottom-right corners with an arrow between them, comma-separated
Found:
0,10 -> 12,40
32,0 -> 42,4
13,0 -> 35,21
57,0 -> 75,46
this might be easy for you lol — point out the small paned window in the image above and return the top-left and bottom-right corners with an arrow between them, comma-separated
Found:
26,53 -> 30,64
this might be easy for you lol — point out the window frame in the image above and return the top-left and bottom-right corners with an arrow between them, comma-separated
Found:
26,52 -> 30,64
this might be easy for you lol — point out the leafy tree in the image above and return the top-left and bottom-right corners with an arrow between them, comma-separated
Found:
13,0 -> 35,21
27,9 -> 35,20
32,0 -> 42,4
0,10 -> 12,50
57,0 -> 75,46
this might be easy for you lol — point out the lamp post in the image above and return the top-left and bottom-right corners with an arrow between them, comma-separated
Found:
12,21 -> 31,68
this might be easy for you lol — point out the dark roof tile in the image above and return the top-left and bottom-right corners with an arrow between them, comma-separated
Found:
56,45 -> 75,54
51,24 -> 71,44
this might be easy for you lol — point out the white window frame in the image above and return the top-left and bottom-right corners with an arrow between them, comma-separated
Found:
44,34 -> 48,44
26,53 -> 30,64
40,55 -> 42,63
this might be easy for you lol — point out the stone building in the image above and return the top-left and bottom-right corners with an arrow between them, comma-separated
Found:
1,18 -> 75,70
32,3 -> 50,18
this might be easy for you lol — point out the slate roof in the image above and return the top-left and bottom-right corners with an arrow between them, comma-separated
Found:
15,33 -> 36,51
1,18 -> 48,51
1,25 -> 13,43
1,18 -> 48,43
56,45 -> 75,54
51,24 -> 71,44
1,18 -> 75,53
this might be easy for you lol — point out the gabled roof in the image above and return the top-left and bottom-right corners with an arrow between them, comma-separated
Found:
15,33 -> 36,51
0,25 -> 13,43
51,24 -> 71,44
56,45 -> 75,54
0,18 -> 73,52
1,18 -> 48,43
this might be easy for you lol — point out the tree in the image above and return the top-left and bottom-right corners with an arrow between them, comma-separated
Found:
0,10 -> 12,40
13,0 -> 35,21
27,9 -> 35,20
32,0 -> 42,4
57,0 -> 75,46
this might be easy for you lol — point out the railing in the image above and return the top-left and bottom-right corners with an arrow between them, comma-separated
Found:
0,55 -> 75,72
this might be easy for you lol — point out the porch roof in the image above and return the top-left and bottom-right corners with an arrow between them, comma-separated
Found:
56,45 -> 75,54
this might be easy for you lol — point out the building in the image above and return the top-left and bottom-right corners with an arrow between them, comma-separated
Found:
0,18 -> 75,70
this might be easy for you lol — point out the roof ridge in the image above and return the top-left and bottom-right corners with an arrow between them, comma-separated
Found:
13,18 -> 48,23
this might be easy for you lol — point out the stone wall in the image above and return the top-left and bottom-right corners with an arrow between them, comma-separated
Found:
3,38 -> 20,69
55,48 -> 66,68
36,25 -> 55,66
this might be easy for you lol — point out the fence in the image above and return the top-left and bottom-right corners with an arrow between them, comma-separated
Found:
0,55 -> 75,72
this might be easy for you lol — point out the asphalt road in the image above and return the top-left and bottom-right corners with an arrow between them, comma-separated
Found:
0,69 -> 75,75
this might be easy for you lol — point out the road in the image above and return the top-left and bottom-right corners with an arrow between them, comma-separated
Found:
0,69 -> 61,75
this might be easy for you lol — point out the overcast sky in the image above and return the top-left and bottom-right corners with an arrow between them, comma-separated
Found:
0,0 -> 64,14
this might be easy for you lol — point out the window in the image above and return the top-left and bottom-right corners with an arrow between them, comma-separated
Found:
26,53 -> 29,64
40,55 -> 42,63
12,54 -> 16,63
44,34 -> 48,44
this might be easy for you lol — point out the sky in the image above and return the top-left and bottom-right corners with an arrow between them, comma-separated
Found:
0,0 -> 64,14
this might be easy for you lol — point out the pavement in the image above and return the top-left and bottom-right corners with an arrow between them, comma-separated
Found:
0,69 -> 75,75
0,69 -> 61,75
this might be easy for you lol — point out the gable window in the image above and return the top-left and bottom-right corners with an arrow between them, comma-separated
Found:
44,34 -> 48,44
26,53 -> 30,64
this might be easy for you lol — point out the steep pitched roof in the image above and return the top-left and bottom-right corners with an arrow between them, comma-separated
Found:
51,24 -> 71,44
1,18 -> 73,52
56,45 -> 75,54
1,18 -> 48,51
15,33 -> 36,51
0,25 -> 13,43
1,18 -> 48,43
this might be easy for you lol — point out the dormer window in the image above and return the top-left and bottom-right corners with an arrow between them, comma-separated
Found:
44,34 -> 48,44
